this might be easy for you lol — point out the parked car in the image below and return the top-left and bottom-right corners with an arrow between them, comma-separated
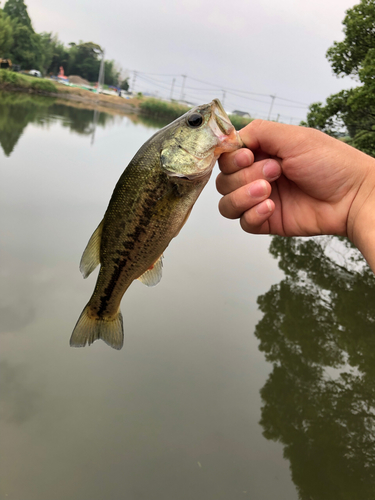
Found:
29,69 -> 42,78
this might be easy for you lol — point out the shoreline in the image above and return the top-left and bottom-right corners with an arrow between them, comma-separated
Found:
51,82 -> 143,115
0,74 -> 252,128
0,72 -> 142,116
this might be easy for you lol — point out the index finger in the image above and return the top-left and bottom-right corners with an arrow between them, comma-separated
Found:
218,148 -> 254,175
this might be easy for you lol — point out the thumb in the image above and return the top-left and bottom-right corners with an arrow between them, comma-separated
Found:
239,119 -> 311,159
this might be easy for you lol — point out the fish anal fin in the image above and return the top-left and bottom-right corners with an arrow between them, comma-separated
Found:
80,220 -> 104,279
137,254 -> 163,287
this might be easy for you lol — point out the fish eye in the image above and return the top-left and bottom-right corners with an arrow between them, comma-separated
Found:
187,113 -> 203,128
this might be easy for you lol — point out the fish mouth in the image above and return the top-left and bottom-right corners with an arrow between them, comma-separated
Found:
212,99 -> 234,135
210,99 -> 244,153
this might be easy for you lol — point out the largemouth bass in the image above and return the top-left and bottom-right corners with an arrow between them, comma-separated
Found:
70,99 -> 243,350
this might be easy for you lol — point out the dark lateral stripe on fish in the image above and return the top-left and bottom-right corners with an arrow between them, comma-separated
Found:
95,187 -> 164,317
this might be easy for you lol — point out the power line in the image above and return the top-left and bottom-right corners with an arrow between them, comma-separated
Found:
128,69 -> 310,123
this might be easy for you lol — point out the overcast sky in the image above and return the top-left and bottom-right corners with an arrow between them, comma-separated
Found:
25,0 -> 357,122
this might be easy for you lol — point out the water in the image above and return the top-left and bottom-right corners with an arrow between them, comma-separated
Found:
1,93 -> 375,500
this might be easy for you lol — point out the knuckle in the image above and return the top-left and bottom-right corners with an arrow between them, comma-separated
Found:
229,192 -> 242,212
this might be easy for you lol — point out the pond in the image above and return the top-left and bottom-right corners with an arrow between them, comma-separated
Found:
1,92 -> 375,500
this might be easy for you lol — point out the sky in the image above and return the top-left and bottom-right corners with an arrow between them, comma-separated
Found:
24,0 -> 357,123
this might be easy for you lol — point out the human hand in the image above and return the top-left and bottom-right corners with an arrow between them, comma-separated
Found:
217,119 -> 375,239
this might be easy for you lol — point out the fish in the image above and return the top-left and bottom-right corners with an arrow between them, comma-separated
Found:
70,99 -> 243,350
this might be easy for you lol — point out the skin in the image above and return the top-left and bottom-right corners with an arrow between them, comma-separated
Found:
216,119 -> 375,272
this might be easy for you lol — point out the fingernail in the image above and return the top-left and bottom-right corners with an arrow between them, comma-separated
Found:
234,149 -> 252,169
249,180 -> 268,198
256,200 -> 272,215
263,160 -> 281,180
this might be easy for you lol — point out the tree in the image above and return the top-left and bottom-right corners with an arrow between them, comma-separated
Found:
45,36 -> 69,75
0,9 -> 14,56
66,41 -> 102,81
7,21 -> 43,70
326,0 -> 375,78
302,0 -> 375,157
104,59 -> 120,86
3,0 -> 33,30
120,78 -> 129,91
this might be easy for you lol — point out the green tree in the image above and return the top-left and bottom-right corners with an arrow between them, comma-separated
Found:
303,0 -> 375,157
45,36 -> 69,75
37,32 -> 55,75
66,41 -> 102,81
7,21 -> 42,70
3,0 -> 33,30
326,0 -> 375,77
0,9 -> 14,56
103,59 -> 120,86
120,78 -> 129,91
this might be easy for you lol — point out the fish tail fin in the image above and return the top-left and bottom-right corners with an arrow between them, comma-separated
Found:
70,306 -> 124,350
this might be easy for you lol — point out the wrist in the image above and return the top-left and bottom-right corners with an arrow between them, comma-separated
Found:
348,156 -> 375,272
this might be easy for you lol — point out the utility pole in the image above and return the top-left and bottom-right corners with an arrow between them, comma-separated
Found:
131,70 -> 137,94
276,113 -> 280,122
170,78 -> 175,101
97,49 -> 105,93
222,90 -> 226,108
268,94 -> 276,120
180,74 -> 187,102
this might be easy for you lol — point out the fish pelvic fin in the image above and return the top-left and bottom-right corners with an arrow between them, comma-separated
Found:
70,305 -> 124,350
80,220 -> 104,279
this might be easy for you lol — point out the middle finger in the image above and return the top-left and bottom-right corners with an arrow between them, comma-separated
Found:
216,158 -> 281,195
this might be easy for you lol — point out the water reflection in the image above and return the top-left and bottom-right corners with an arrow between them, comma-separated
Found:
256,236 -> 375,499
0,359 -> 40,424
0,92 -> 170,157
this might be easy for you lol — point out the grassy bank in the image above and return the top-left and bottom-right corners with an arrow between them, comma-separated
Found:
0,69 -> 57,93
139,98 -> 191,121
139,97 -> 252,130
229,114 -> 253,130
0,69 -> 140,114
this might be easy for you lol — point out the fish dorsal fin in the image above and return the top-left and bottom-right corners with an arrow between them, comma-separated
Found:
79,220 -> 104,279
137,254 -> 163,287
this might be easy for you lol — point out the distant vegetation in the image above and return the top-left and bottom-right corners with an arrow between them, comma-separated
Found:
0,0 -> 127,87
139,97 -> 252,130
301,0 -> 375,157
228,114 -> 252,130
139,98 -> 191,121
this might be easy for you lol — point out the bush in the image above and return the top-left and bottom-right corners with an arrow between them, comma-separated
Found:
0,68 -> 56,93
140,98 -> 191,121
30,78 -> 56,92
229,114 -> 252,130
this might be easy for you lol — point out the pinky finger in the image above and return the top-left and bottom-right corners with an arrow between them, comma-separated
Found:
239,199 -> 275,234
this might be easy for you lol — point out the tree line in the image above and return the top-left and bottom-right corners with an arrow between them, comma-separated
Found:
0,0 -> 128,88
302,0 -> 375,157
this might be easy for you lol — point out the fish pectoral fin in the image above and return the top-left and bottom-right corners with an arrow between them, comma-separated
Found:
79,219 -> 104,279
137,254 -> 163,287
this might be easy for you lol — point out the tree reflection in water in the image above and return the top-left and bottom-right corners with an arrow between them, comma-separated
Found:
255,236 -> 375,500
0,92 -> 117,157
